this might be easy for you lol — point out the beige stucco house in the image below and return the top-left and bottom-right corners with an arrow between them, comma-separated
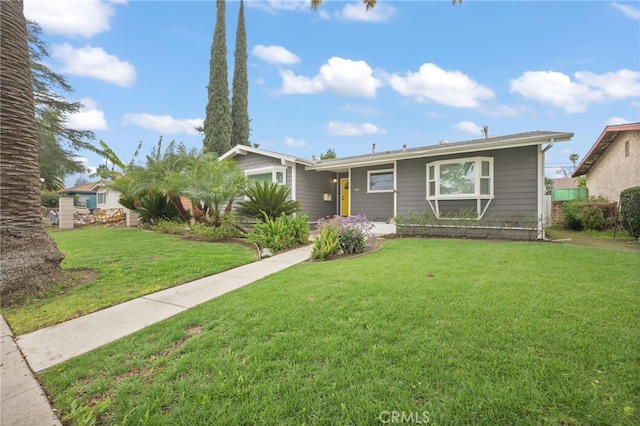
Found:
573,123 -> 640,204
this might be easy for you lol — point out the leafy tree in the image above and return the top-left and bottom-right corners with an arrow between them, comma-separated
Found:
320,148 -> 336,160
38,108 -> 87,190
231,0 -> 249,148
28,20 -> 98,188
237,181 -> 302,221
74,176 -> 89,187
1,0 -> 64,301
204,0 -> 231,155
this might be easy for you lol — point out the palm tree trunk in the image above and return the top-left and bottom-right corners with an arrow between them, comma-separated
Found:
1,0 -> 64,303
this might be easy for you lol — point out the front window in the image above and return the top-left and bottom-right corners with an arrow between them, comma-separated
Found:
97,192 -> 106,204
427,157 -> 493,199
367,169 -> 394,193
426,157 -> 494,219
246,167 -> 286,186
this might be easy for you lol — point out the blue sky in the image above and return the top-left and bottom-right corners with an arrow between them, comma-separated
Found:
24,0 -> 640,186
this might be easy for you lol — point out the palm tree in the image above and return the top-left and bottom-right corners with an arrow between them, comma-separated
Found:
1,0 -> 64,301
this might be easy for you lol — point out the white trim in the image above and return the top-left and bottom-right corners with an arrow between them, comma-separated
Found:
425,157 -> 495,220
393,160 -> 397,218
244,166 -> 287,185
348,169 -> 352,216
291,163 -> 297,201
307,133 -> 573,172
219,144 -> 313,166
537,145 -> 545,239
367,168 -> 394,193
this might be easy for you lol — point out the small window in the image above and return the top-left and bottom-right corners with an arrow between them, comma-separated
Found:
367,169 -> 394,193
97,192 -> 106,204
245,167 -> 286,186
625,140 -> 630,157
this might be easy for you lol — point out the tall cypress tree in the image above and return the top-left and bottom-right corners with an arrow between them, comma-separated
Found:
231,0 -> 249,147
204,0 -> 231,155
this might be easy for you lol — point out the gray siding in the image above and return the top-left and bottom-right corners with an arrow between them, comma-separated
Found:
295,164 -> 336,222
396,146 -> 539,220
351,164 -> 394,221
232,152 -> 292,199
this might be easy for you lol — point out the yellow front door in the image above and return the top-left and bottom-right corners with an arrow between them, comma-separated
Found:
340,178 -> 349,216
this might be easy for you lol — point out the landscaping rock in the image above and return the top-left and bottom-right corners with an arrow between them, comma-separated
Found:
260,248 -> 273,258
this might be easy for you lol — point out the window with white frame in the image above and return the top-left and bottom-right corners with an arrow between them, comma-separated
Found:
426,157 -> 494,218
367,169 -> 394,193
97,192 -> 106,204
245,166 -> 286,185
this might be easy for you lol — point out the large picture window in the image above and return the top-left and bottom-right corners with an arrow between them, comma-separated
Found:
427,157 -> 493,199
367,169 -> 394,193
426,157 -> 494,219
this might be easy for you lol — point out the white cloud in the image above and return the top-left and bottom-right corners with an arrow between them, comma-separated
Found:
607,116 -> 632,125
122,113 -> 203,136
574,69 -> 640,99
612,2 -> 640,20
454,121 -> 483,135
281,57 -> 382,98
285,137 -> 306,147
389,63 -> 495,108
510,69 -> 640,113
339,2 -> 396,23
325,121 -> 385,136
24,0 -> 126,38
66,98 -> 108,130
252,45 -> 300,65
52,43 -> 136,87
339,103 -> 381,116
246,0 -> 309,14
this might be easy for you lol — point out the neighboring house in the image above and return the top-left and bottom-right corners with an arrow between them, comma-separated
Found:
96,187 -> 125,210
58,182 -> 104,209
552,177 -> 579,189
222,131 -> 573,238
573,122 -> 640,204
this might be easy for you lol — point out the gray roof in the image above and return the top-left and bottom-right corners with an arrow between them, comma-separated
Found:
308,130 -> 573,171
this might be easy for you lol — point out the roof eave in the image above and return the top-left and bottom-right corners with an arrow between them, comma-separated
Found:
572,123 -> 640,177
308,132 -> 573,172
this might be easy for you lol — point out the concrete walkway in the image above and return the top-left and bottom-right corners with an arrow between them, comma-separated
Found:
1,245 -> 312,425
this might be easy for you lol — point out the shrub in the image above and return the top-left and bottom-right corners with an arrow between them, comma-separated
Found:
311,224 -> 341,260
152,220 -> 188,235
41,191 -> 61,208
247,214 -> 309,253
312,215 -> 376,259
237,181 -> 301,221
562,200 -> 617,231
620,186 -> 640,238
137,192 -> 182,224
152,215 -> 243,241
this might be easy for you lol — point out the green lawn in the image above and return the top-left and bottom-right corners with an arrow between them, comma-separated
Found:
2,227 -> 257,334
41,238 -> 639,425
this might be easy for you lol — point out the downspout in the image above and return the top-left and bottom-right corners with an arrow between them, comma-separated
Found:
539,139 -> 555,239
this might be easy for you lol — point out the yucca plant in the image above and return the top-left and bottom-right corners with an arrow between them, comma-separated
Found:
237,181 -> 301,221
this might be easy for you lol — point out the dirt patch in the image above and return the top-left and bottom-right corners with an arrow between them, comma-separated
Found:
545,229 -> 640,252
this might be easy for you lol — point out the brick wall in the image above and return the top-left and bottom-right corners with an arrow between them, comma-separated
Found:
551,201 -> 565,226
